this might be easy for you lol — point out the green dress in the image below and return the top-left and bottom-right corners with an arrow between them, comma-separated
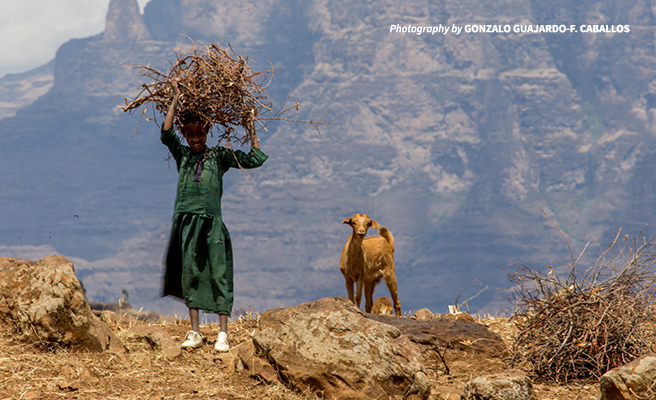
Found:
161,127 -> 268,314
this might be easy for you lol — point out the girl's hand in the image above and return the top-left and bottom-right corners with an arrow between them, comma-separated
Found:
171,79 -> 181,98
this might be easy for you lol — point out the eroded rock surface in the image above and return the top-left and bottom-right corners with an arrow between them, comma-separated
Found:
599,353 -> 656,400
461,371 -> 537,400
104,0 -> 151,42
235,340 -> 279,383
253,297 -> 431,400
0,256 -> 124,353
368,313 -> 506,356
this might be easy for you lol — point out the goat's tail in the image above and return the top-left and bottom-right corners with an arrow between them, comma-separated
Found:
378,227 -> 395,253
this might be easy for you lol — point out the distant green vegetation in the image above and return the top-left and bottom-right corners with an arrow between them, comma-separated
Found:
581,101 -> 606,143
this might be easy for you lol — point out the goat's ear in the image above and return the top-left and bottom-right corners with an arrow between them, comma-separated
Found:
370,220 -> 380,229
342,218 -> 353,225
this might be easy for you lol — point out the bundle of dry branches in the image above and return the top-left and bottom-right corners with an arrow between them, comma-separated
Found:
505,212 -> 656,382
121,39 -> 322,144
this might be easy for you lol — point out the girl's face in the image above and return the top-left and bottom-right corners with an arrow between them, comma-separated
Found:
182,122 -> 208,153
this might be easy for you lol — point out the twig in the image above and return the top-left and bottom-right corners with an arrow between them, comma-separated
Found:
541,208 -> 575,268
423,339 -> 450,376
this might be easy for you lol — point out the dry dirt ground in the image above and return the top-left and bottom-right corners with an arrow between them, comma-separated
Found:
0,313 -> 599,400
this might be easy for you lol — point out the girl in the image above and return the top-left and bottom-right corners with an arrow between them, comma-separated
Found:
160,81 -> 267,351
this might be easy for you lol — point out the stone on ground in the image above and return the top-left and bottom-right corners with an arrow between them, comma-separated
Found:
413,308 -> 435,321
129,325 -> 181,360
461,371 -> 537,400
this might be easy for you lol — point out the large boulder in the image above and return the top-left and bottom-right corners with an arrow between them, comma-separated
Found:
0,256 -> 124,353
252,297 -> 431,400
599,353 -> 656,400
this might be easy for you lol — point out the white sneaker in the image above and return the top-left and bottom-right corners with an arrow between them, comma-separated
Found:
214,332 -> 229,352
181,330 -> 203,348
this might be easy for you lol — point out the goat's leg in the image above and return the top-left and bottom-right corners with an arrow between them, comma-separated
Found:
345,278 -> 355,304
384,271 -> 402,316
363,280 -> 376,313
355,279 -> 364,309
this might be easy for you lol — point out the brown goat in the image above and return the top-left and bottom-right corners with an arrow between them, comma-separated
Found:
371,297 -> 394,316
339,213 -> 402,316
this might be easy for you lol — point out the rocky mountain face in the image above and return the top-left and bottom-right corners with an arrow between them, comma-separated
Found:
0,62 -> 53,120
0,0 -> 654,315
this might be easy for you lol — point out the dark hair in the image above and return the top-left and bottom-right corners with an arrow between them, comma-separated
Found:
178,111 -> 211,130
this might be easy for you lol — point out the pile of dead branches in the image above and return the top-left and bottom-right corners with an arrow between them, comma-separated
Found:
505,213 -> 656,382
121,39 -> 321,144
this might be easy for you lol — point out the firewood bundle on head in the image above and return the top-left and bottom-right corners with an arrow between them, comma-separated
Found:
122,40 -> 303,145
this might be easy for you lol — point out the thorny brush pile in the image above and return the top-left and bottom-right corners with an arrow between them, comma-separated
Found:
120,39 -> 324,144
505,212 -> 656,383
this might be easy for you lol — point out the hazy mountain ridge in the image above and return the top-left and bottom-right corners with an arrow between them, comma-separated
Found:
0,61 -> 54,120
1,0 -> 654,315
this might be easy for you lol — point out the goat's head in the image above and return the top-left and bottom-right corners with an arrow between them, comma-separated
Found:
342,213 -> 380,238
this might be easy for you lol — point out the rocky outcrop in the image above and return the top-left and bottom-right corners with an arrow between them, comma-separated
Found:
368,313 -> 506,357
0,256 -> 124,353
599,353 -> 656,400
104,0 -> 150,42
51,0 -> 168,100
235,340 -> 279,383
461,371 -> 537,400
252,297 -> 431,400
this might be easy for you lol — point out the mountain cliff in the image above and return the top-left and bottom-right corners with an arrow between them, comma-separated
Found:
1,0 -> 654,315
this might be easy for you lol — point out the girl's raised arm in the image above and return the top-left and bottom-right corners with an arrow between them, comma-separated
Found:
246,120 -> 260,151
163,81 -> 181,131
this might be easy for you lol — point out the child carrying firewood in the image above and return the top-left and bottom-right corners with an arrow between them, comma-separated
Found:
160,81 -> 267,351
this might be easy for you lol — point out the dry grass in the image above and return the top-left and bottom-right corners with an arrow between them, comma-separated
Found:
0,314 -> 317,400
